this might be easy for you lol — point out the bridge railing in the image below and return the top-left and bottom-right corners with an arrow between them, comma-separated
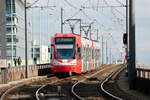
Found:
136,68 -> 150,79
0,63 -> 51,84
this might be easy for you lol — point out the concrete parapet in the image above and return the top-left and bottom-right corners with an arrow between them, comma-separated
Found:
0,64 -> 51,84
29,65 -> 38,77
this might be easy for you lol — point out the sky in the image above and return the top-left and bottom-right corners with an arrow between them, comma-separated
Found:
135,0 -> 150,65
27,0 -> 150,65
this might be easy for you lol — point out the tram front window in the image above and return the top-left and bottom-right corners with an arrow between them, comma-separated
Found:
55,37 -> 75,59
55,48 -> 75,59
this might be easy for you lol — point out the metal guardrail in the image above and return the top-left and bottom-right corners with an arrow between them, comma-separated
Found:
136,68 -> 150,79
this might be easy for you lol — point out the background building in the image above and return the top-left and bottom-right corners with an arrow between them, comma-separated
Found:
0,0 -> 32,66
0,0 -> 7,59
32,45 -> 49,63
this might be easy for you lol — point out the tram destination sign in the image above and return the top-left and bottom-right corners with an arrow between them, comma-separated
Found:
55,37 -> 75,44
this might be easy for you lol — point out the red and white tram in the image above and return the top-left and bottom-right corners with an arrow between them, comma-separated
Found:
50,33 -> 101,74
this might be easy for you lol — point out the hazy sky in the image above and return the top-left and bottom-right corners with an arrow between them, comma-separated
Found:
135,0 -> 150,65
27,0 -> 150,65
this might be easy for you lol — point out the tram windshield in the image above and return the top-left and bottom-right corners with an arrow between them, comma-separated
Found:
55,37 -> 75,59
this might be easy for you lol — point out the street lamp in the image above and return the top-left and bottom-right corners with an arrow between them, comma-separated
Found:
24,0 -> 28,78
109,48 -> 111,64
24,1 -> 55,78
11,0 -> 14,66
105,33 -> 112,64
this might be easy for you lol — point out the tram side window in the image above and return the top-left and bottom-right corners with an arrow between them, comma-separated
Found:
77,46 -> 81,59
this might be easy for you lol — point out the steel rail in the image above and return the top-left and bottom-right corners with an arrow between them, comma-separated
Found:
0,84 -> 24,100
100,65 -> 124,100
0,76 -> 48,100
35,77 -> 60,100
71,64 -> 114,100
35,84 -> 48,100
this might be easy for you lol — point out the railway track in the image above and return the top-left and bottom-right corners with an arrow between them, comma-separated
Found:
0,64 -> 125,100
101,66 -> 140,100
71,64 -> 123,100
100,65 -> 125,100
0,76 -> 59,100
